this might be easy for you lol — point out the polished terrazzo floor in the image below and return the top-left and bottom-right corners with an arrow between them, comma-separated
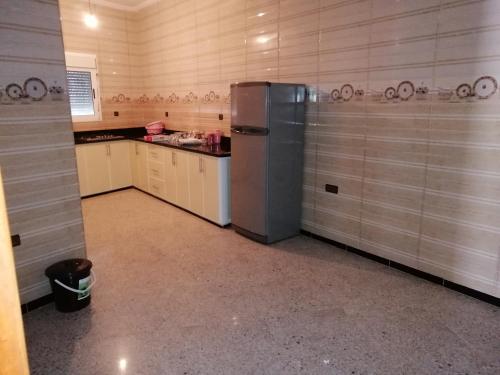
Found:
24,189 -> 500,374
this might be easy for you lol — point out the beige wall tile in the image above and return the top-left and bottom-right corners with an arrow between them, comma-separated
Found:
362,202 -> 420,235
421,216 -> 500,257
361,222 -> 419,260
53,0 -> 500,297
1,0 -> 86,303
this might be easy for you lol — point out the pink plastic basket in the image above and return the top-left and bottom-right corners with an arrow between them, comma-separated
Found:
145,121 -> 164,135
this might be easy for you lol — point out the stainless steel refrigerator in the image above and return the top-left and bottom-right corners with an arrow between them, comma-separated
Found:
230,82 -> 306,243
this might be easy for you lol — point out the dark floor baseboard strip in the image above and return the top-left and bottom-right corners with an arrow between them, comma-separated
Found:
81,186 -> 133,199
133,187 -> 230,228
300,230 -> 500,307
443,280 -> 500,306
21,293 -> 54,314
346,245 -> 390,266
303,231 -> 347,251
389,260 -> 443,285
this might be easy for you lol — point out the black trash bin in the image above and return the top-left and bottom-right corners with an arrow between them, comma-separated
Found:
45,258 -> 94,312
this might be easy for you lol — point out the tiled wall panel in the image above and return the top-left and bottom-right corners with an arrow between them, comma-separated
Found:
0,0 -> 86,303
58,0 -> 500,297
59,0 -> 145,131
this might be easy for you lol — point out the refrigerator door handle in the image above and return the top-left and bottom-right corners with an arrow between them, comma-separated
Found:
231,126 -> 269,136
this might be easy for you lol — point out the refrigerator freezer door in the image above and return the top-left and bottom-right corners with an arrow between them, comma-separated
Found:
231,131 -> 268,237
231,84 -> 269,129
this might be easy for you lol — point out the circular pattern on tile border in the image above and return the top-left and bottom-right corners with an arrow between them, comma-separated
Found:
456,83 -> 472,99
6,83 -> 23,100
473,76 -> 497,99
384,86 -> 396,100
24,77 -> 47,101
330,89 -> 340,101
340,84 -> 354,101
397,80 -> 415,101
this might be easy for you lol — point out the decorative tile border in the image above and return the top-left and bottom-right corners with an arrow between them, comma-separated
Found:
103,75 -> 498,107
166,93 -> 179,103
182,92 -> 198,104
200,90 -> 219,104
105,89 -> 231,106
1,77 -> 65,105
322,76 -> 498,104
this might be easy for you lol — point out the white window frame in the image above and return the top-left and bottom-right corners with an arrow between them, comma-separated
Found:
65,52 -> 102,122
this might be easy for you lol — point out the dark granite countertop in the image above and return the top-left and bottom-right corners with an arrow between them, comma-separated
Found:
132,137 -> 231,157
74,128 -> 231,157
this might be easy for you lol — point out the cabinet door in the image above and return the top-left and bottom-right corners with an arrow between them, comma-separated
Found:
202,156 -> 220,223
75,146 -> 89,197
135,142 -> 149,191
109,141 -> 132,189
130,142 -> 139,187
174,150 -> 190,209
83,143 -> 110,195
188,154 -> 204,216
164,149 -> 177,203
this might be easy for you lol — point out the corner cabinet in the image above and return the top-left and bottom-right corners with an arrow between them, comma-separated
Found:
76,140 -> 230,226
75,141 -> 132,196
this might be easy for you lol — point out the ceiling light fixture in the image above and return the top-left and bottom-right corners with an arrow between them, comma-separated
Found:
84,0 -> 98,28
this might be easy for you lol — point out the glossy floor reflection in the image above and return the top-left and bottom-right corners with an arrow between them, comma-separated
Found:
24,189 -> 500,374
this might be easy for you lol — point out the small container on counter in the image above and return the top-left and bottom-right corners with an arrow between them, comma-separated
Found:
206,133 -> 214,145
213,130 -> 221,144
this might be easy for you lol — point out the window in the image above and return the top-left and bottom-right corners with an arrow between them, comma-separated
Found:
65,52 -> 101,122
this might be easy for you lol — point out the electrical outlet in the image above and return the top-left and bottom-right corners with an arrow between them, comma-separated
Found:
165,111 -> 168,117
11,234 -> 21,247
113,111 -> 119,117
218,113 -> 223,120
325,184 -> 338,194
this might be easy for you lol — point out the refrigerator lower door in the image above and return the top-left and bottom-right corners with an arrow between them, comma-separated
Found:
231,130 -> 268,240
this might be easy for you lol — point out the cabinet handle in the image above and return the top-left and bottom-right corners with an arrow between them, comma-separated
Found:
106,144 -> 110,156
172,152 -> 176,166
135,144 -> 138,155
198,157 -> 202,173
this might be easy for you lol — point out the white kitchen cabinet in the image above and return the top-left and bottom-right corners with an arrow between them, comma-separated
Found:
83,143 -> 109,195
173,150 -> 190,208
75,145 -> 90,197
164,149 -> 189,206
148,177 -> 165,198
203,156 -> 226,224
188,154 -> 204,216
146,144 -> 165,199
164,149 -> 176,203
76,141 -> 132,197
131,142 -> 148,191
187,153 -> 230,225
76,139 -> 230,225
109,142 -> 132,189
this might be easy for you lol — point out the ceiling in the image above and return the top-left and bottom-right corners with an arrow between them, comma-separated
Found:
92,0 -> 157,12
